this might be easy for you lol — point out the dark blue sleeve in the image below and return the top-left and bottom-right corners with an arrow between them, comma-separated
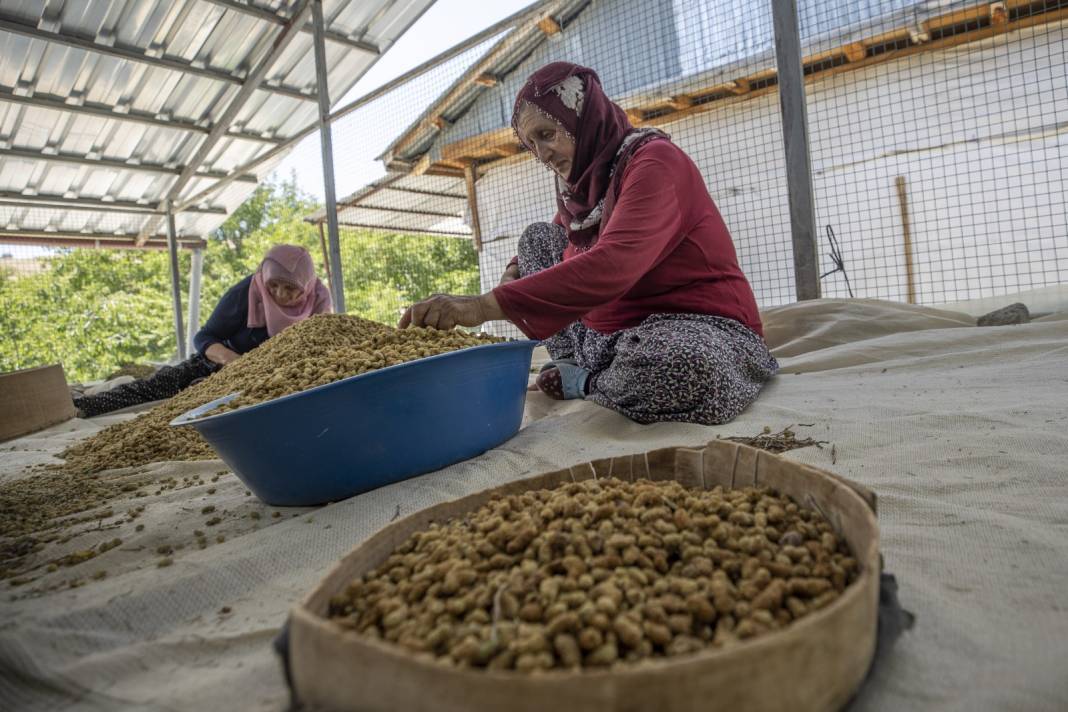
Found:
194,275 -> 253,356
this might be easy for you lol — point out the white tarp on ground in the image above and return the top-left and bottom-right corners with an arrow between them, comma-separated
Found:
1,298 -> 1067,711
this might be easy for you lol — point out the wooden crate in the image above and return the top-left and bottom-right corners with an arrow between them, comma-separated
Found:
0,364 -> 76,443
290,440 -> 880,712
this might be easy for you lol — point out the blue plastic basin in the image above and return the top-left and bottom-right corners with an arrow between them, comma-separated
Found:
170,340 -> 538,506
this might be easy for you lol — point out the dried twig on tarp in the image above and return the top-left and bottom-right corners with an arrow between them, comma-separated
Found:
722,425 -> 828,454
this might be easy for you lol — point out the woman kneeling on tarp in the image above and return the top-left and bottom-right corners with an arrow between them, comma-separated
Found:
400,62 -> 777,425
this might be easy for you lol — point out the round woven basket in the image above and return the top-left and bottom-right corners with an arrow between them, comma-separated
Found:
289,440 -> 880,712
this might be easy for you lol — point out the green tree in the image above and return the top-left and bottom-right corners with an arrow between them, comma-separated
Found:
0,178 -> 480,382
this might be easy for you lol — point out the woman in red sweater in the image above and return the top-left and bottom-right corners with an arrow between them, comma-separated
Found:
400,62 -> 777,424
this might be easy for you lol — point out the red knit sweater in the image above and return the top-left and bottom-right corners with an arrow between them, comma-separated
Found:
493,140 -> 763,340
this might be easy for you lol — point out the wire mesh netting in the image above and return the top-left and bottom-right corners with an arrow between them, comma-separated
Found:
315,0 -> 1067,338
2,0 -> 1066,378
801,0 -> 1068,304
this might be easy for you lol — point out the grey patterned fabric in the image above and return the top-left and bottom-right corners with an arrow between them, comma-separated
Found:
516,222 -> 778,424
73,354 -> 220,418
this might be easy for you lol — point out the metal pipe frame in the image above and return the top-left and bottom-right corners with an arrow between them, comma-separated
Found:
771,0 -> 821,301
0,147 -> 259,183
200,0 -> 382,55
0,14 -> 314,103
0,87 -> 284,145
312,0 -> 346,313
0,193 -> 226,215
337,202 -> 460,219
186,247 -> 205,353
165,210 -> 187,359
0,229 -> 205,249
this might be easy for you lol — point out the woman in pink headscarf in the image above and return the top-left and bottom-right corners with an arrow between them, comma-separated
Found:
400,62 -> 777,425
73,244 -> 331,418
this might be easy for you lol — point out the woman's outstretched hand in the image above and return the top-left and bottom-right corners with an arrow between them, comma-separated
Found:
399,293 -> 505,330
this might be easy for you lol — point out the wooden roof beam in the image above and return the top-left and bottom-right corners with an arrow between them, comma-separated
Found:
538,17 -> 562,35
667,94 -> 694,110
843,42 -> 867,62
728,79 -> 750,95
990,2 -> 1009,28
494,144 -> 523,157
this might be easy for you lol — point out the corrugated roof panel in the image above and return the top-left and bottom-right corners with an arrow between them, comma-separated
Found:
327,173 -> 472,236
165,5 -> 230,65
308,170 -> 471,237
337,205 -> 470,236
0,0 -> 436,248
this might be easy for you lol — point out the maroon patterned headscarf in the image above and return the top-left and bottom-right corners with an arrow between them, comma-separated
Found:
511,62 -> 667,247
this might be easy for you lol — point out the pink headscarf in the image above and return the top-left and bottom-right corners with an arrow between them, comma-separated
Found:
511,62 -> 669,248
247,244 -> 332,336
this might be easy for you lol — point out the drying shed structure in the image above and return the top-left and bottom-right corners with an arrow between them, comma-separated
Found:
323,0 -> 1066,337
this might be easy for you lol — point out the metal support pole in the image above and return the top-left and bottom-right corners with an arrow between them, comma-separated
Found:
464,163 -> 484,253
165,210 -> 187,359
317,221 -> 334,290
771,0 -> 821,301
186,247 -> 204,351
311,0 -> 346,313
